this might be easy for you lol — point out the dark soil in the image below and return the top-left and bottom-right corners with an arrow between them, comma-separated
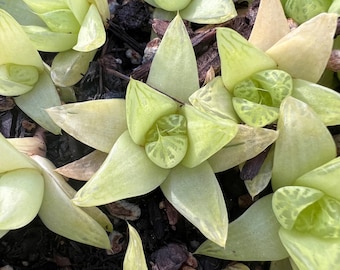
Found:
1,1 -> 276,269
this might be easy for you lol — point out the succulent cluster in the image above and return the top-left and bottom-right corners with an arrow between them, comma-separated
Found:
1,0 -> 340,269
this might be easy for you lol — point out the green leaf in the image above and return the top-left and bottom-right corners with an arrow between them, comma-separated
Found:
51,49 -> 97,87
161,162 -> 228,247
153,0 -> 191,11
294,195 -> 340,238
272,186 -> 324,230
72,131 -> 170,207
232,97 -> 279,127
279,228 -> 340,270
180,0 -> 237,24
147,14 -> 199,102
248,0 -> 289,51
22,0 -> 68,13
0,0 -> 46,26
271,97 -> 336,190
145,114 -> 188,168
0,70 -> 35,96
180,104 -> 238,168
0,168 -> 44,230
22,25 -> 78,52
233,79 -> 261,103
65,0 -> 90,24
37,9 -> 80,33
0,133 -> 36,173
329,0 -> 340,14
0,9 -> 43,69
73,4 -> 106,52
294,157 -> 340,201
251,69 -> 293,107
292,79 -> 340,126
0,230 -> 8,238
189,76 -> 240,122
31,155 -> 111,249
88,0 -> 110,22
14,66 -> 62,135
270,259 -> 294,270
196,194 -> 289,261
32,155 -> 112,232
266,13 -> 337,83
216,27 -> 277,91
284,0 -> 332,24
47,99 -> 127,152
209,125 -> 278,173
123,223 -> 148,270
126,78 -> 178,146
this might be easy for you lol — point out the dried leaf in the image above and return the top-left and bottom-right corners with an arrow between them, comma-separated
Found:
105,200 -> 141,221
55,150 -> 107,181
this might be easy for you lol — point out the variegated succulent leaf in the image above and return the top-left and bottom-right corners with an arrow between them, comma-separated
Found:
232,97 -> 279,127
145,114 -> 188,169
251,69 -> 293,107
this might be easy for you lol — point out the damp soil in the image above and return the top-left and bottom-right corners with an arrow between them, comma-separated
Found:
1,1 -> 277,269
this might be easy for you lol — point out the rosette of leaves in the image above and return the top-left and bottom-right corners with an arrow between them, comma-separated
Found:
46,14 -> 278,267
0,133 -> 112,249
213,6 -> 339,128
281,0 -> 340,24
2,0 -> 109,52
144,0 -> 237,24
0,8 -> 61,134
0,0 -> 110,87
190,0 -> 340,198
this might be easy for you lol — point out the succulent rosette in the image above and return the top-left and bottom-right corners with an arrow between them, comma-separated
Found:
0,0 -> 110,87
6,0 -> 110,52
0,8 -> 61,134
47,14 -> 278,267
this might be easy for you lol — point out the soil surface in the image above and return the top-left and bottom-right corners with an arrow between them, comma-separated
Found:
0,0 -> 286,269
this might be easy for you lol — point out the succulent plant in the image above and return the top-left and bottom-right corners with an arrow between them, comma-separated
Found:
46,13 -> 277,267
